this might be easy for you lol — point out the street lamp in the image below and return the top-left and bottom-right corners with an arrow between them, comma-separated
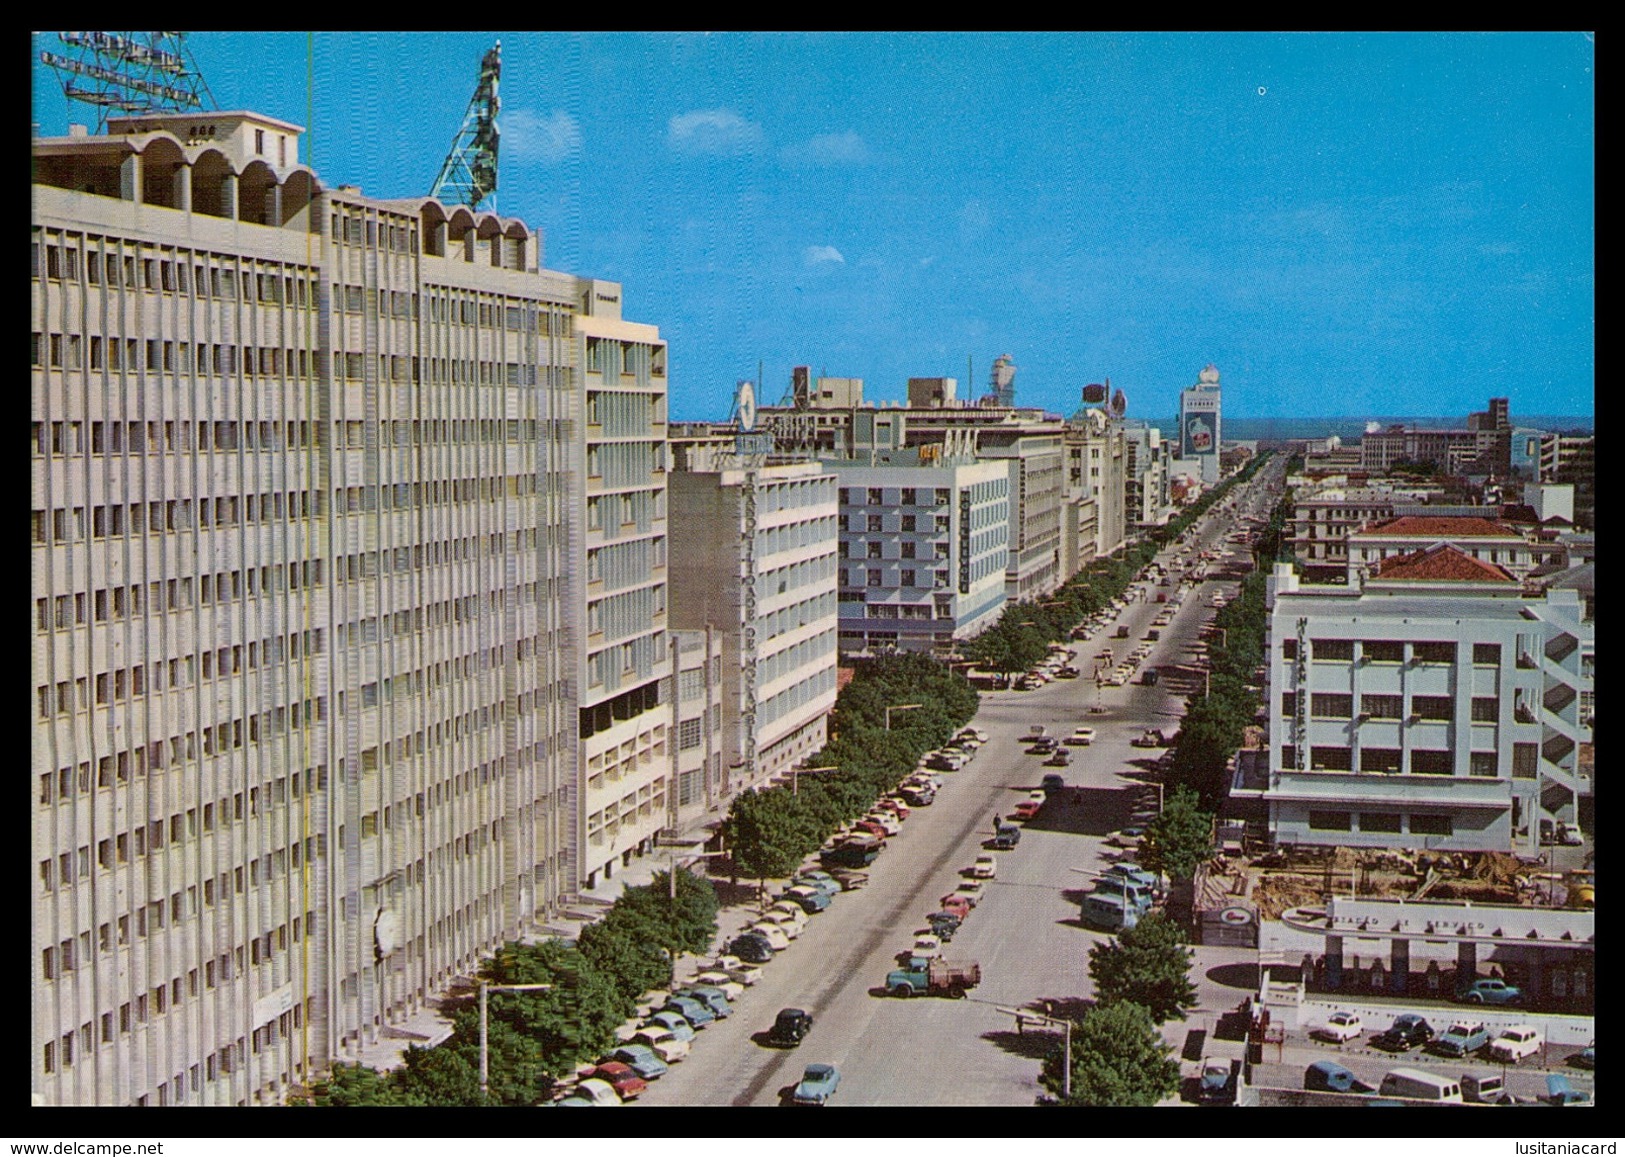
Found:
885,703 -> 923,730
784,766 -> 839,797
997,1006 -> 1072,1100
479,981 -> 553,1102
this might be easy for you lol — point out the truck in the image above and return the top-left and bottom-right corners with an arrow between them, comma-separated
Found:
885,956 -> 982,999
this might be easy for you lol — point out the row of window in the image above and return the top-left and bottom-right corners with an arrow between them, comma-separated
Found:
849,538 -> 951,561
34,419 -> 323,458
32,490 -> 324,546
1282,742 -> 1539,777
1285,639 -> 1499,665
1284,693 -> 1506,722
842,513 -> 955,535
849,567 -> 952,590
35,238 -> 317,304
583,338 -> 666,378
1307,810 -> 1452,836
32,334 -> 319,379
840,487 -> 957,508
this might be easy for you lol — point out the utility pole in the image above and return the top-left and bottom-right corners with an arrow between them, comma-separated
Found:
480,981 -> 553,1102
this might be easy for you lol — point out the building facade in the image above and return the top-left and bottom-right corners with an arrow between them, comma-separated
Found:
826,451 -> 1009,655
667,445 -> 840,796
1258,557 -> 1592,854
32,110 -> 593,1105
1178,364 -> 1222,485
668,629 -> 725,826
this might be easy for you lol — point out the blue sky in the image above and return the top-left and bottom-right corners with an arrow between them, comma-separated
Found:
33,32 -> 1593,422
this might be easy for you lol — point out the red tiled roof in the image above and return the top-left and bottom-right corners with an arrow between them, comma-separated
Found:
1361,515 -> 1522,538
1373,544 -> 1516,583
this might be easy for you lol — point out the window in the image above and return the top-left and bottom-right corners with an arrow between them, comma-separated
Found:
1311,694 -> 1352,718
1512,742 -> 1538,779
1409,814 -> 1453,836
866,570 -> 882,588
1359,747 -> 1402,773
1412,696 -> 1453,721
866,542 -> 883,559
1311,639 -> 1353,661
1409,749 -> 1453,775
1309,746 -> 1352,771
1281,639 -> 1297,661
901,515 -> 916,532
1361,694 -> 1403,720
1308,810 -> 1352,832
901,569 -> 916,588
1360,812 -> 1403,833
900,541 -> 916,559
900,488 -> 917,505
1363,640 -> 1404,663
1469,751 -> 1499,777
1413,641 -> 1455,665
866,488 -> 884,506
867,515 -> 883,533
934,488 -> 950,505
677,718 -> 702,750
1470,697 -> 1498,723
933,570 -> 949,588
1473,643 -> 1501,666
1280,692 -> 1297,717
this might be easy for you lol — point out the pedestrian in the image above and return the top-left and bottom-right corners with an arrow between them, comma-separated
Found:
992,812 -> 1000,831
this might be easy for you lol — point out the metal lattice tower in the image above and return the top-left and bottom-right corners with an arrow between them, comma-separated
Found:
39,32 -> 216,130
430,41 -> 501,210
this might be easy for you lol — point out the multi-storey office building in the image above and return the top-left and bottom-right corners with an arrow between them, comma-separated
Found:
1065,406 -> 1127,562
1178,364 -> 1222,485
1123,422 -> 1171,532
667,438 -> 840,794
1256,555 -> 1592,854
573,292 -> 673,889
826,449 -> 1009,655
31,109 -> 627,1105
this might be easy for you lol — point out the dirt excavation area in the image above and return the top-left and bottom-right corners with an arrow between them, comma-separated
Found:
1200,846 -> 1539,920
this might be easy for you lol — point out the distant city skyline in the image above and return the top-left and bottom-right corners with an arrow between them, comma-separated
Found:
32,32 -> 1594,422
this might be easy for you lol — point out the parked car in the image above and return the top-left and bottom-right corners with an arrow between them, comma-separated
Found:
678,986 -> 733,1019
1065,727 -> 1098,746
875,797 -> 911,819
644,1011 -> 695,1043
851,819 -> 892,841
907,933 -> 943,959
1197,1059 -> 1236,1105
791,1063 -> 840,1106
926,910 -> 962,940
1044,750 -> 1072,768
1459,977 -> 1524,1005
1373,1014 -> 1433,1052
780,884 -> 833,914
710,954 -> 764,986
1572,1042 -> 1595,1069
1102,863 -> 1159,892
572,1077 -> 623,1107
900,786 -> 937,807
746,922 -> 791,952
1544,1074 -> 1592,1106
863,812 -> 901,837
763,904 -> 808,936
689,972 -> 746,1001
1315,1011 -> 1364,1043
953,879 -> 985,906
1040,773 -> 1067,793
1106,827 -> 1145,848
607,1045 -> 668,1081
1013,800 -> 1041,820
1431,1020 -> 1489,1058
582,1062 -> 647,1101
939,893 -> 972,920
768,1007 -> 813,1047
1461,1073 -> 1509,1104
727,932 -> 775,963
827,868 -> 870,891
632,1025 -> 690,1062
793,871 -> 842,897
661,995 -> 714,1028
970,854 -> 998,879
1303,1060 -> 1360,1093
1488,1025 -> 1544,1064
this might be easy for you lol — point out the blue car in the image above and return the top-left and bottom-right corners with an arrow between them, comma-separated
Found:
1458,978 -> 1524,1006
662,996 -> 714,1028
1103,863 -> 1160,892
779,885 -> 833,913
609,1045 -> 667,1081
791,1063 -> 840,1106
794,870 -> 842,896
646,1011 -> 695,1042
677,986 -> 732,1019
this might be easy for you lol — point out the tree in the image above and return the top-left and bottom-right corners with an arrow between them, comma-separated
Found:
1087,912 -> 1198,1024
721,786 -> 820,896
1040,1001 -> 1181,1106
641,869 -> 721,959
1139,786 -> 1213,883
293,1062 -> 402,1106
390,1041 -> 485,1106
577,911 -> 672,1008
489,938 -> 637,1063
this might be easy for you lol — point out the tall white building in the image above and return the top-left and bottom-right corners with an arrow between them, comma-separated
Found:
31,107 -> 638,1105
1178,364 -> 1222,485
826,449 -> 1009,655
668,438 -> 841,794
573,293 -> 673,890
1253,554 -> 1592,853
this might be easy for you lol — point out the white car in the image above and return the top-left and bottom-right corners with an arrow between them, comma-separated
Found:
632,1027 -> 690,1064
573,1077 -> 623,1106
690,971 -> 746,1001
1104,673 -> 1127,687
763,904 -> 808,935
1065,727 -> 1098,746
1488,1025 -> 1544,1063
747,922 -> 791,951
959,728 -> 990,745
1316,1011 -> 1364,1043
955,879 -> 986,905
970,854 -> 998,879
710,956 -> 763,986
909,934 -> 943,958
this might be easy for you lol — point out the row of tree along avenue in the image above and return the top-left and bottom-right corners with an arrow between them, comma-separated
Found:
293,869 -> 720,1106
721,653 -> 979,894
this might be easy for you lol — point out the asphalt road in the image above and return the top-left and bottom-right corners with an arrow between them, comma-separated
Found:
636,467 -> 1286,1107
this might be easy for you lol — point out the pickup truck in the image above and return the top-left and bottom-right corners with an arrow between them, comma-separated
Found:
885,956 -> 981,999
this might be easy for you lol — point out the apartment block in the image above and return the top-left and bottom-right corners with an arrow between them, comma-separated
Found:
668,629 -> 725,825
827,450 -> 1009,655
667,439 -> 840,794
573,293 -> 673,890
31,108 -> 605,1105
1252,556 -> 1592,854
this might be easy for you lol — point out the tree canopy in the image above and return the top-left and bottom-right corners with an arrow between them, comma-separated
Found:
1138,785 -> 1213,883
1041,1000 -> 1181,1107
1087,911 -> 1198,1024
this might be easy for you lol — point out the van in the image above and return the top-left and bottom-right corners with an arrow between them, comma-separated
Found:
1080,892 -> 1139,931
1461,1073 -> 1507,1104
1377,1067 -> 1463,1103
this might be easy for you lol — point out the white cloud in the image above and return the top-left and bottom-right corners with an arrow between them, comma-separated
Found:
668,108 -> 764,154
804,245 -> 846,267
502,108 -> 582,164
780,130 -> 870,166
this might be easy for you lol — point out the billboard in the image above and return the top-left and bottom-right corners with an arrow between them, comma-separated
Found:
1181,389 -> 1220,457
1081,382 -> 1108,404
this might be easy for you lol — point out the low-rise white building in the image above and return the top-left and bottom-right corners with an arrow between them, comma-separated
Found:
1257,553 -> 1591,854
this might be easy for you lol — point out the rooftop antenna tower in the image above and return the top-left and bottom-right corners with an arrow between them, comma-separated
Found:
430,41 -> 501,210
40,32 -> 216,130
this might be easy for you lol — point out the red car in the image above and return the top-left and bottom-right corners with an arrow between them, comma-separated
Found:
852,820 -> 890,840
875,798 -> 911,820
583,1061 -> 648,1101
939,894 -> 972,920
1012,800 -> 1041,821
